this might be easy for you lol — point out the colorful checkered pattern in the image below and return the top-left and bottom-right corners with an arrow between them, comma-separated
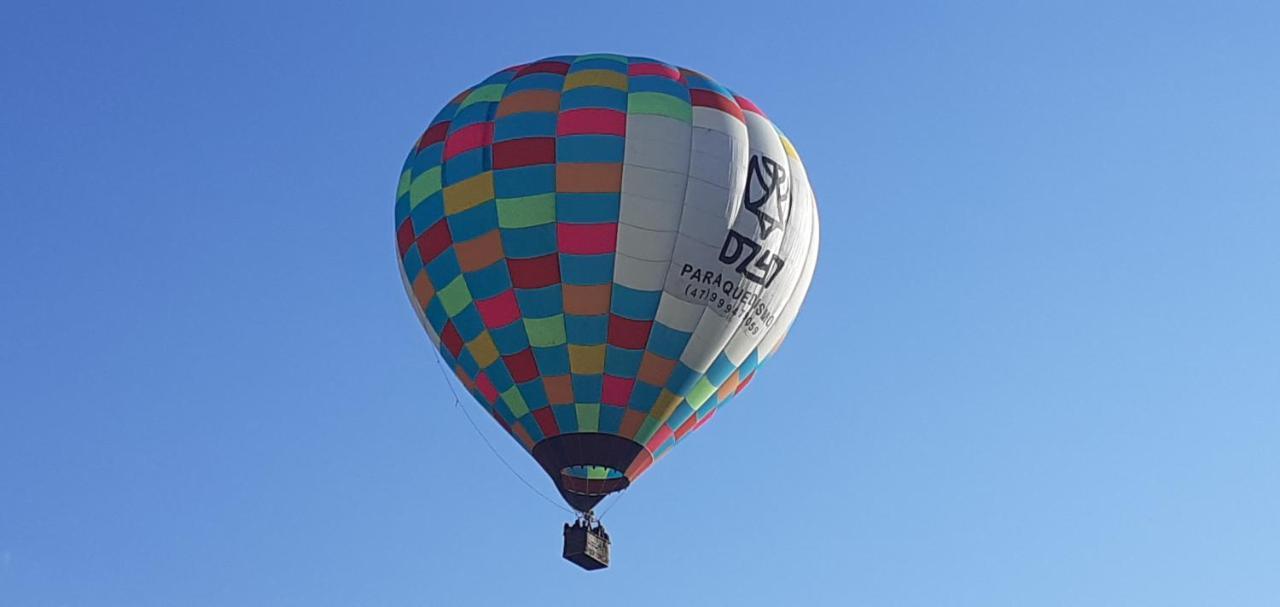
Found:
396,54 -> 818,492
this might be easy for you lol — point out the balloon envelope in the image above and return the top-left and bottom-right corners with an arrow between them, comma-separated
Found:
396,54 -> 819,511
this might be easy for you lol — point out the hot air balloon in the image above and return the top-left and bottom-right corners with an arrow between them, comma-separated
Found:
395,54 -> 819,569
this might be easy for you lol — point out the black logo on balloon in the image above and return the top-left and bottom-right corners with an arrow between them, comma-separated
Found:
742,154 -> 791,239
717,153 -> 791,288
719,229 -> 786,287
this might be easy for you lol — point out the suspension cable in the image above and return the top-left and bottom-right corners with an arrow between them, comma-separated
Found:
430,352 -> 574,515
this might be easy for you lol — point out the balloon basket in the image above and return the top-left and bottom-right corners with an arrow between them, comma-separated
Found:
562,515 -> 610,571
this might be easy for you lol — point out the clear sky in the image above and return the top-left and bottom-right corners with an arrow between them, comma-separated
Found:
3,1 -> 1278,605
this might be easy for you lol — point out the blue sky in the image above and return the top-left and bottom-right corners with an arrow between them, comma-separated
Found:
3,1 -> 1278,605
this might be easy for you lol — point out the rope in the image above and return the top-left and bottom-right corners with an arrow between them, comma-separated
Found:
430,352 -> 574,515
599,487 -> 627,519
